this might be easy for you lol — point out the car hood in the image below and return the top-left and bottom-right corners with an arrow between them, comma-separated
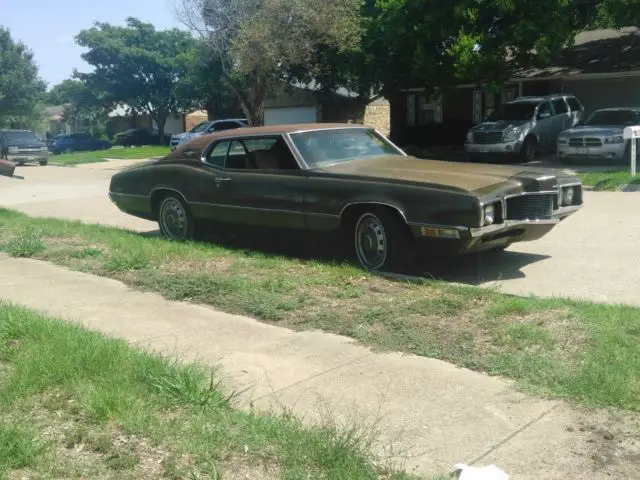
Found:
470,120 -> 530,132
560,126 -> 623,137
315,155 -> 565,193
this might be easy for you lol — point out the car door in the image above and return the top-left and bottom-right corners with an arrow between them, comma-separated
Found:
533,101 -> 554,151
551,98 -> 571,142
212,136 -> 307,229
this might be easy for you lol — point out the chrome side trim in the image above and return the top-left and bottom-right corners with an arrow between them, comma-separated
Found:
188,201 -> 303,216
503,190 -> 559,200
148,187 -> 189,205
108,192 -> 148,199
407,221 -> 468,231
338,201 -> 408,223
199,133 -> 307,171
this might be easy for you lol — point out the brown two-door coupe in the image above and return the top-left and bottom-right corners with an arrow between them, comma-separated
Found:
109,123 -> 583,270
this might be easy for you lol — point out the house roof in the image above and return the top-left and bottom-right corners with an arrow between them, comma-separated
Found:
515,27 -> 640,79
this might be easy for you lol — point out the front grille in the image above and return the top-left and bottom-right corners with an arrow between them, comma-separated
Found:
506,194 -> 555,220
473,131 -> 504,144
568,137 -> 603,147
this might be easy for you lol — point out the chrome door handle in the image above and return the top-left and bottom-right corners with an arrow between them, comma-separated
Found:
215,177 -> 231,184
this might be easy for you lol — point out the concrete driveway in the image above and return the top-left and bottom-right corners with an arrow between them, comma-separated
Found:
1,162 -> 638,306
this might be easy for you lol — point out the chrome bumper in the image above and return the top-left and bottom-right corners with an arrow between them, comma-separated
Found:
557,144 -> 625,159
469,205 -> 581,237
464,140 -> 523,155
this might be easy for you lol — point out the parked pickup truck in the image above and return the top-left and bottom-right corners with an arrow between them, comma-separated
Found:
0,129 -> 50,166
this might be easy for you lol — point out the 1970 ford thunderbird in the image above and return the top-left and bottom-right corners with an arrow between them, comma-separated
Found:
109,123 -> 583,270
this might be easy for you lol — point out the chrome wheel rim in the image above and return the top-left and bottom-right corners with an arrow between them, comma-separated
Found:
159,198 -> 188,239
355,213 -> 387,270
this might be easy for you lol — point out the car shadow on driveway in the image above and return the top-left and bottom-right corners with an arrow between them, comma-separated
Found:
138,228 -> 550,286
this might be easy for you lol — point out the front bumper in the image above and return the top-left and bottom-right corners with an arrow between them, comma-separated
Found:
410,205 -> 581,254
464,140 -> 523,156
557,143 -> 625,160
7,151 -> 50,164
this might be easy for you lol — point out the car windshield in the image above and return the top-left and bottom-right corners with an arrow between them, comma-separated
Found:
486,102 -> 538,122
290,128 -> 401,167
190,121 -> 211,133
3,131 -> 41,145
585,110 -> 639,126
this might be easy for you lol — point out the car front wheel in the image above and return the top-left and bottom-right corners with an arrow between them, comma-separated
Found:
158,195 -> 194,240
353,209 -> 413,272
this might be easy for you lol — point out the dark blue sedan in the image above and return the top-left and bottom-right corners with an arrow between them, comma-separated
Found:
51,133 -> 111,154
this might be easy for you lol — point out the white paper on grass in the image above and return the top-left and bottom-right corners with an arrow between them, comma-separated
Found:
453,463 -> 509,480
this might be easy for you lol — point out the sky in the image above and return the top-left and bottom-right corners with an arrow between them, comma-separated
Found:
2,0 -> 185,87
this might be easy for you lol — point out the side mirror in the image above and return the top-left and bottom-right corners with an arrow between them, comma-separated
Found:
537,112 -> 551,120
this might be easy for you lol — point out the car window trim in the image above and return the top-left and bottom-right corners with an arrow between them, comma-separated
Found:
201,133 -> 306,171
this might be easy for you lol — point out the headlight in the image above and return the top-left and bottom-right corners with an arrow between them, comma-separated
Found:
466,132 -> 473,143
8,146 -> 18,153
483,204 -> 495,225
557,136 -> 568,145
605,135 -> 624,144
503,126 -> 524,142
562,187 -> 575,205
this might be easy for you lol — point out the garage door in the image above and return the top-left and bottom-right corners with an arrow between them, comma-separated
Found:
264,106 -> 317,125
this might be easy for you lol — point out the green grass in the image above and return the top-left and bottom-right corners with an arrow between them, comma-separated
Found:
0,209 -> 639,412
0,302 -> 420,479
52,146 -> 170,165
579,169 -> 640,191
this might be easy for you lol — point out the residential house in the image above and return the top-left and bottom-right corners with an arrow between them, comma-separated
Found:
392,27 -> 640,147
264,84 -> 391,136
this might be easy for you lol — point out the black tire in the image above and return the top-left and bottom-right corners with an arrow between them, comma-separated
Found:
157,194 -> 195,240
39,160 -> 48,166
352,207 -> 414,272
520,136 -> 537,163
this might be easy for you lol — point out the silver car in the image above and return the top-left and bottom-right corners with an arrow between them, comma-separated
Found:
170,118 -> 248,151
465,95 -> 584,162
557,108 -> 640,163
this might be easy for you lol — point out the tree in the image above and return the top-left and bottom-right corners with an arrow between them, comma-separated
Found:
174,43 -> 243,119
75,18 -> 200,138
0,28 -> 47,128
48,79 -> 109,137
358,0 -> 636,94
177,0 -> 363,125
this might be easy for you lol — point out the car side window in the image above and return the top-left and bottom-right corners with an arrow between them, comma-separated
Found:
208,121 -> 242,132
566,97 -> 581,111
537,101 -> 552,117
552,98 -> 568,115
225,140 -> 252,169
205,141 -> 229,167
244,137 -> 299,170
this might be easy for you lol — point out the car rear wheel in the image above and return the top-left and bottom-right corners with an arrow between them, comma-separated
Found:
39,160 -> 47,166
158,195 -> 194,240
353,208 -> 414,271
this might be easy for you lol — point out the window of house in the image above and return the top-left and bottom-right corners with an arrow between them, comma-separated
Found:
406,92 -> 443,126
502,87 -> 517,103
406,94 -> 416,127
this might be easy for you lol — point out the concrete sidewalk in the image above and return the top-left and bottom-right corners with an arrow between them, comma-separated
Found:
1,255 -> 634,479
